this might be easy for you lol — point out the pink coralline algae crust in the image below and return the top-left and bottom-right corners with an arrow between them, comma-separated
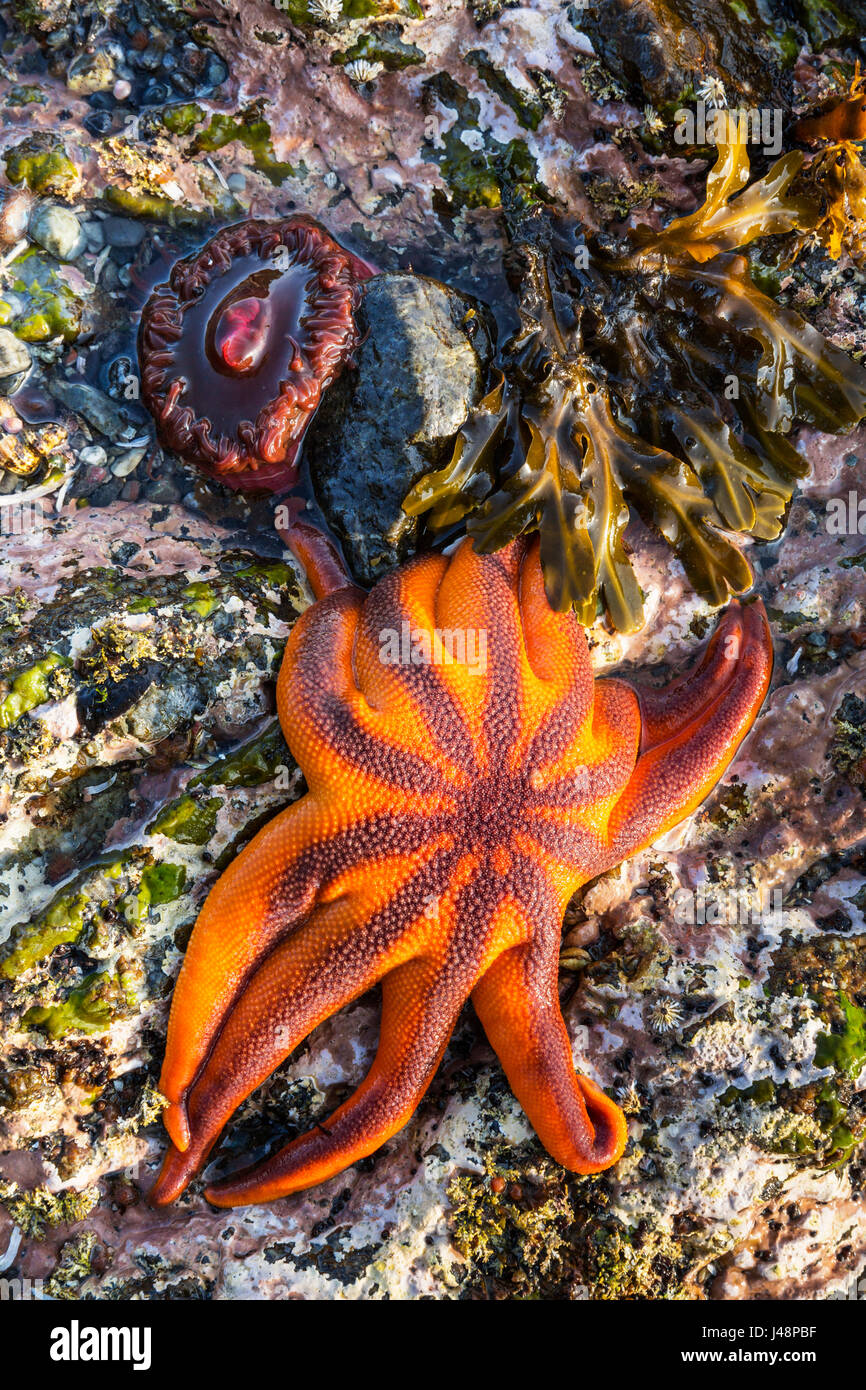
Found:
138,217 -> 373,492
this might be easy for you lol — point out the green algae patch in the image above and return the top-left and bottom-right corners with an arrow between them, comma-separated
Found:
720,1076 -> 777,1106
0,892 -> 87,979
0,651 -> 72,729
333,30 -> 424,71
814,991 -> 866,1079
47,1232 -> 97,1299
161,102 -> 205,137
104,186 -> 189,220
7,248 -> 84,342
192,110 -> 300,186
182,580 -> 219,618
3,133 -> 80,198
141,861 -> 187,906
190,723 -> 290,790
150,794 -> 222,845
23,968 -> 136,1039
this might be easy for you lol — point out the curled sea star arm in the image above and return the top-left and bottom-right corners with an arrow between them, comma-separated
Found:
607,600 -> 773,856
471,929 -> 628,1175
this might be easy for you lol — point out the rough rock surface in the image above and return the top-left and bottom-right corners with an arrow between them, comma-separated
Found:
0,0 -> 864,1303
308,271 -> 493,584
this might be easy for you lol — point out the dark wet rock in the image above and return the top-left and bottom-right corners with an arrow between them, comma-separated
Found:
49,378 -> 138,440
307,271 -> 493,586
100,216 -> 146,249
579,0 -> 795,109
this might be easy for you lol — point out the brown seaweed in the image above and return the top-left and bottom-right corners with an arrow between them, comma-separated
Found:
795,70 -> 866,265
404,129 -> 866,630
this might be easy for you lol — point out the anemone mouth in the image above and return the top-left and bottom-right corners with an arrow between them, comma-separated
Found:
138,216 -> 370,492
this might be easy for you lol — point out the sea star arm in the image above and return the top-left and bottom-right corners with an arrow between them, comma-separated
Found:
203,954 -> 467,1207
471,934 -> 627,1174
608,599 -> 772,855
158,579 -> 434,1156
152,873 -> 439,1205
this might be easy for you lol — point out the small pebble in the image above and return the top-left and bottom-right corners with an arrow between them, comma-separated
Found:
82,220 -> 105,253
28,204 -> 85,261
0,329 -> 31,380
101,216 -> 146,249
113,79 -> 132,102
67,48 -> 118,95
111,446 -> 146,477
227,173 -> 246,193
50,378 -> 136,440
145,478 -> 181,504
79,444 -> 108,467
0,189 -> 33,246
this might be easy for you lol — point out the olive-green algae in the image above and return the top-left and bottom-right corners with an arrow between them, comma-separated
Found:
46,1231 -> 97,1299
0,651 -> 72,730
0,890 -> 87,978
140,861 -> 187,907
6,251 -> 83,341
815,991 -> 866,1079
149,794 -> 222,845
182,580 -> 219,618
192,109 -> 301,186
3,133 -> 80,197
23,966 -> 137,1039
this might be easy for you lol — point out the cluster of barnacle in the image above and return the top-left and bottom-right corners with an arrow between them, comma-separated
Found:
405,125 -> 866,630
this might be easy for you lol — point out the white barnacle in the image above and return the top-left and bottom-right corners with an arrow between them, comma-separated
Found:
615,1081 -> 642,1114
308,0 -> 342,25
696,74 -> 727,110
642,104 -> 665,135
648,997 -> 683,1035
344,58 -> 384,85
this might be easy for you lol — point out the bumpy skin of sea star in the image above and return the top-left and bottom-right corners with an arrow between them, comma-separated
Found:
151,537 -> 772,1207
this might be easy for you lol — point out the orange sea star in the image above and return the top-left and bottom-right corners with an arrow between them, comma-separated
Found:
152,536 -> 772,1207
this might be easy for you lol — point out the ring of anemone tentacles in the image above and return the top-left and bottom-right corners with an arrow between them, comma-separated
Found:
138,217 -> 369,492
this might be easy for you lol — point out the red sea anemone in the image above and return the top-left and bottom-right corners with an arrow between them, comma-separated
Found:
138,217 -> 373,492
